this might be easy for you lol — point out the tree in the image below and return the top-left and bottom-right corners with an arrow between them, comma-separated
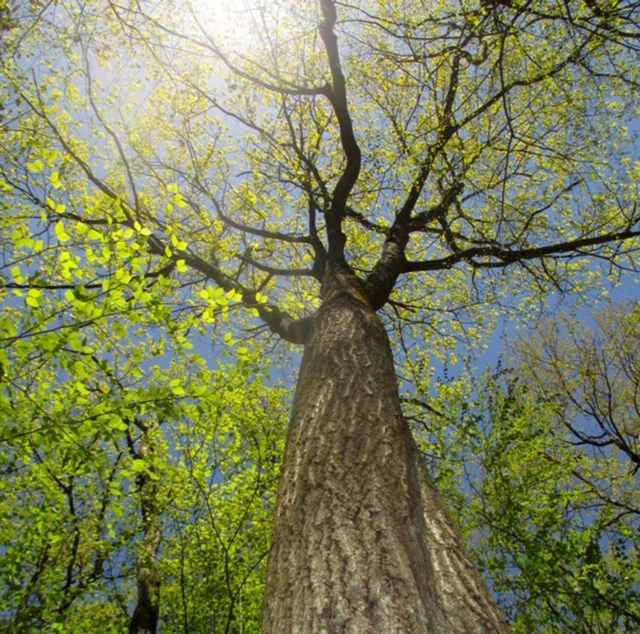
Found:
1,0 -> 639,631
412,301 -> 639,631
511,300 -> 640,468
0,322 -> 287,632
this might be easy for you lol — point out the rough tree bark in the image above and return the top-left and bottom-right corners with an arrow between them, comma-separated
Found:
262,272 -> 510,633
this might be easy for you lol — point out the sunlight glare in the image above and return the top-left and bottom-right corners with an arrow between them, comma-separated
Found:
189,0 -> 260,53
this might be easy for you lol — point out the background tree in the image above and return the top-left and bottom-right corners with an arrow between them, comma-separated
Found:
1,0 -> 639,631
0,300 -> 288,633
413,301 -> 639,632
511,300 -> 640,468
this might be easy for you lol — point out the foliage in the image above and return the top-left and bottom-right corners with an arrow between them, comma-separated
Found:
0,256 -> 288,631
511,300 -> 640,462
410,301 -> 640,632
0,0 -> 639,630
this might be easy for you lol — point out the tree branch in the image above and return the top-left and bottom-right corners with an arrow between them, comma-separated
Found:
318,0 -> 361,265
402,227 -> 640,272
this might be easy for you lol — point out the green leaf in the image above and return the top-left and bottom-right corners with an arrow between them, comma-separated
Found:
50,171 -> 62,189
26,159 -> 44,173
131,459 -> 146,473
54,220 -> 70,242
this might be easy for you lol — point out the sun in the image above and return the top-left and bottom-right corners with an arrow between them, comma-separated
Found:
186,0 -> 317,60
186,0 -> 263,54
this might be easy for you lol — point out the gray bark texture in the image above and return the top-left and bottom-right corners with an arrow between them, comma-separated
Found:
262,276 -> 510,633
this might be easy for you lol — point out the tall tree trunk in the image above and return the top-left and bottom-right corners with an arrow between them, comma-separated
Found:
262,277 -> 510,633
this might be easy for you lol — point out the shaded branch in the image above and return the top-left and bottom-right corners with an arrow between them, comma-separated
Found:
319,0 -> 361,264
402,227 -> 640,272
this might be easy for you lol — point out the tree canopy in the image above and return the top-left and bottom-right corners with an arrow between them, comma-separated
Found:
0,0 -> 639,631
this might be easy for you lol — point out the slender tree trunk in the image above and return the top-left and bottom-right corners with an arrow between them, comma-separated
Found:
262,277 -> 510,633
129,438 -> 161,634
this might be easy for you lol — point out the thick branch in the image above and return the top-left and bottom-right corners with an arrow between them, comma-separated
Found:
362,183 -> 464,310
157,245 -> 312,345
319,0 -> 361,264
402,228 -> 640,272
